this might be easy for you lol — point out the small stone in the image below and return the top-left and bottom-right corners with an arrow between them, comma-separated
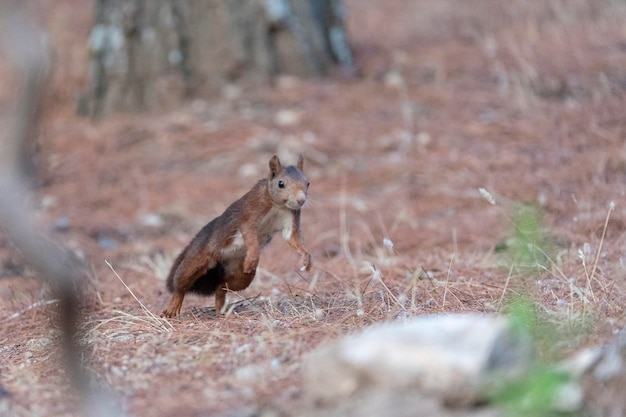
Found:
138,213 -> 164,228
98,236 -> 117,249
383,70 -> 404,89
40,195 -> 58,210
238,163 -> 260,178
235,365 -> 258,380
274,109 -> 301,126
110,366 -> 124,378
416,132 -> 431,146
53,216 -> 71,232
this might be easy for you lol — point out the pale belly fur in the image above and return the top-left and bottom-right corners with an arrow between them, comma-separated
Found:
220,206 -> 293,271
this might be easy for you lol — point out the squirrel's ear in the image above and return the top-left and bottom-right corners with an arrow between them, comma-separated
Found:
269,155 -> 282,177
297,155 -> 304,171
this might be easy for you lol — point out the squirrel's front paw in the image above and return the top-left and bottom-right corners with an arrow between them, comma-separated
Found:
300,252 -> 312,272
243,257 -> 258,274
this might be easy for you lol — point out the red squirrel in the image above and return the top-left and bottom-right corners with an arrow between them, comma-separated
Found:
161,155 -> 312,318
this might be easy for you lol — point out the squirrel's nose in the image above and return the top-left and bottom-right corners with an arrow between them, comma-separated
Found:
296,191 -> 306,207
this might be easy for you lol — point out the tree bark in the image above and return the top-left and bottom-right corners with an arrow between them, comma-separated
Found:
79,0 -> 354,117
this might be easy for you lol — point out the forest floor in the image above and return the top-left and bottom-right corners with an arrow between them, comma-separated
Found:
2,1 -> 626,416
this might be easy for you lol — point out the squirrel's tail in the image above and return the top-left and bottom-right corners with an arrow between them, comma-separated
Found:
188,264 -> 225,295
166,249 -> 224,296
166,250 -> 186,293
165,247 -> 226,295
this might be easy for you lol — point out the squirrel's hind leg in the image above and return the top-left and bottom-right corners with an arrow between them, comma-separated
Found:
215,288 -> 226,315
162,291 -> 185,318
214,268 -> 256,315
163,251 -> 219,317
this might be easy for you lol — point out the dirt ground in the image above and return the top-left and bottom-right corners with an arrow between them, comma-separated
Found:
2,1 -> 626,416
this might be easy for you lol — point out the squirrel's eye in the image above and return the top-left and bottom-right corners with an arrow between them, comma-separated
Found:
306,181 -> 310,188
278,180 -> 285,188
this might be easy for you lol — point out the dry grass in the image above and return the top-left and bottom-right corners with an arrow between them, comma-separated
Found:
2,0 -> 626,415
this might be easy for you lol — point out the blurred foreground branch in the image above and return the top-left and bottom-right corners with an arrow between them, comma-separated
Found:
0,2 -> 122,416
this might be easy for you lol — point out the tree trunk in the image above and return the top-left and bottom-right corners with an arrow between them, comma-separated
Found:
79,0 -> 354,117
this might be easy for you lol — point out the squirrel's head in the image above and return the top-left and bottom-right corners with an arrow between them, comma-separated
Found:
267,155 -> 310,210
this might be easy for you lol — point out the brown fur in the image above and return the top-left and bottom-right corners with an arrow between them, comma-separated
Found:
161,155 -> 312,318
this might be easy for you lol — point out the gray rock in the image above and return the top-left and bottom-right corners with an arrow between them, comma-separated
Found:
589,326 -> 626,382
304,314 -> 534,407
300,388 -> 502,417
572,325 -> 626,416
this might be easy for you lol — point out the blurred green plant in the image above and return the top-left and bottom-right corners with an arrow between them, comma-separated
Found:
495,204 -> 554,275
492,365 -> 573,417
505,297 -> 560,363
490,297 -> 580,417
